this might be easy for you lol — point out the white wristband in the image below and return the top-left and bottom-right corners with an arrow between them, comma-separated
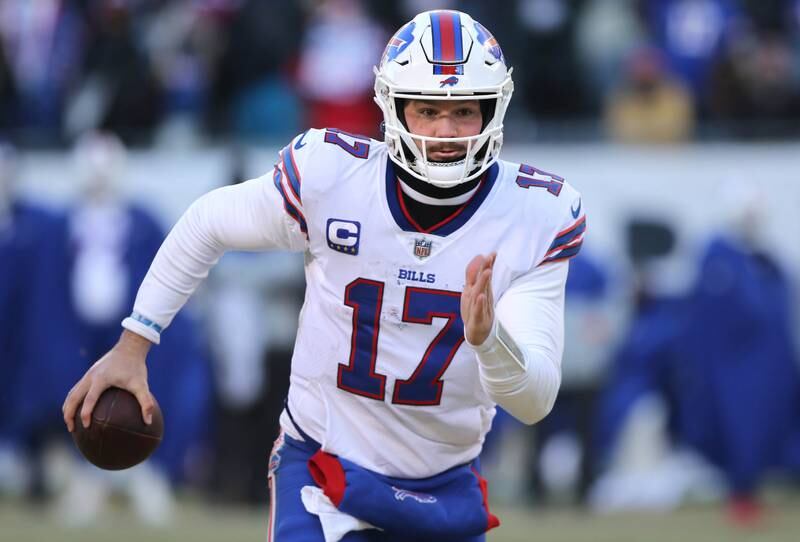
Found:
121,312 -> 162,345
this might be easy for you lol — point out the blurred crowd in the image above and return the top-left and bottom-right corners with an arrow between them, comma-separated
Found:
505,209 -> 800,525
1,0 -> 800,147
0,134 -> 214,525
1,0 -> 800,532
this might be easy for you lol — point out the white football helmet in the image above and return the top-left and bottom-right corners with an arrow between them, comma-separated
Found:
374,10 -> 514,188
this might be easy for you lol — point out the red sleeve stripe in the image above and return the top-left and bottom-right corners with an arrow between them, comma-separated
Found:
548,215 -> 586,252
272,165 -> 308,237
541,241 -> 584,264
545,231 -> 585,258
280,145 -> 302,204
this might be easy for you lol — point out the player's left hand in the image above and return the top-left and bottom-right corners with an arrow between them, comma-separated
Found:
461,253 -> 496,345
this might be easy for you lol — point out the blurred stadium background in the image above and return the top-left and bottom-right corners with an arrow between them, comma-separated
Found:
1,0 -> 800,540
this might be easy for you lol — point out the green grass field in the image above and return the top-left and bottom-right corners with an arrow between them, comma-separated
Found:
2,495 -> 798,542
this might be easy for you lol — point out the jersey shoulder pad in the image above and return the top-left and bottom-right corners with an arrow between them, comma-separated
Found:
540,180 -> 585,265
275,128 -> 381,198
502,159 -> 586,265
271,128 -> 332,208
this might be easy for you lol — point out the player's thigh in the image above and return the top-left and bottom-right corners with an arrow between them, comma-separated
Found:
269,436 -> 387,542
270,467 -> 389,542
269,454 -> 325,542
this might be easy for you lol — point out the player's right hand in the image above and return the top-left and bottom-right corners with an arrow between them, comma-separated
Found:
461,252 -> 496,346
62,330 -> 155,432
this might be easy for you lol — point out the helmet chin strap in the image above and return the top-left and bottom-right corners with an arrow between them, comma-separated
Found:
408,140 -> 490,188
395,156 -> 481,203
417,158 -> 473,188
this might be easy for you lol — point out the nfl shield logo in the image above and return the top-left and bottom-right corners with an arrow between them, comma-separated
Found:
414,238 -> 432,259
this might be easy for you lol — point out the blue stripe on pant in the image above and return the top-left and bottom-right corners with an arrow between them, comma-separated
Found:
268,432 -> 486,542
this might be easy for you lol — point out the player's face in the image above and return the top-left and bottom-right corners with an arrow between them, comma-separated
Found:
403,100 -> 482,162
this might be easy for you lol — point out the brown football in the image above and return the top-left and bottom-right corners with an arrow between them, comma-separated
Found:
71,387 -> 164,470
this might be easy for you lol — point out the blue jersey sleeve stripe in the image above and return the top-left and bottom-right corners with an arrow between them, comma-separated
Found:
280,146 -> 302,204
276,166 -> 307,234
542,242 -> 583,264
545,235 -> 584,258
272,166 -> 308,236
548,216 -> 586,251
547,228 -> 585,255
552,216 -> 586,245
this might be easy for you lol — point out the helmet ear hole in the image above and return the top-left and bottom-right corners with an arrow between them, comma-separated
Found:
479,99 -> 496,131
473,139 -> 490,162
393,98 -> 416,165
395,98 -> 409,129
399,140 -> 418,166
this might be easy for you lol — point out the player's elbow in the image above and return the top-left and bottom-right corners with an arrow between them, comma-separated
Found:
513,392 -> 557,425
494,387 -> 557,425
491,362 -> 561,425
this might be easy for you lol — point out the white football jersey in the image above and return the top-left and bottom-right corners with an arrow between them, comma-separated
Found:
269,128 -> 585,478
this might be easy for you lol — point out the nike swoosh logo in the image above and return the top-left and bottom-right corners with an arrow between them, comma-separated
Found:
294,130 -> 309,150
571,199 -> 582,219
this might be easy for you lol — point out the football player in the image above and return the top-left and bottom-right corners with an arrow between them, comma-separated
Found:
63,10 -> 586,541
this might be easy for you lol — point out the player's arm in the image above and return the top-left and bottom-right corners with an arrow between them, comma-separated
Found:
463,257 -> 568,424
64,166 -> 308,432
462,188 -> 585,424
122,175 -> 306,343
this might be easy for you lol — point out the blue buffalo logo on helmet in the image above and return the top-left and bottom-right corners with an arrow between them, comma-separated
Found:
474,21 -> 504,64
439,76 -> 459,88
383,21 -> 416,64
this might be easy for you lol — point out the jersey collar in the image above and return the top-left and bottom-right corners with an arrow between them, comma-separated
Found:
385,159 -> 499,236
